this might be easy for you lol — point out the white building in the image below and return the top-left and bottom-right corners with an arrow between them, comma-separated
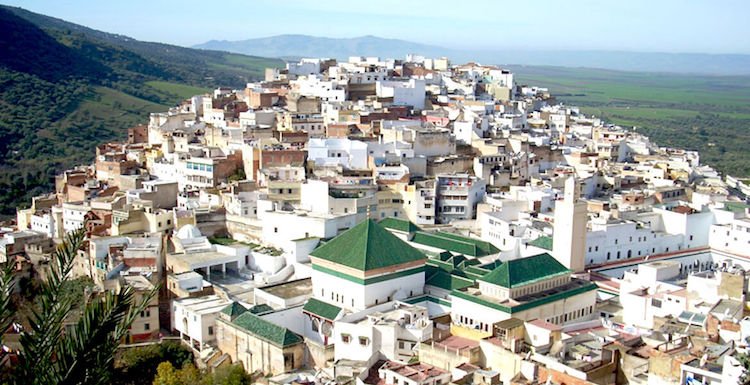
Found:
435,174 -> 486,224
172,295 -> 233,352
307,138 -> 369,170
376,79 -> 426,110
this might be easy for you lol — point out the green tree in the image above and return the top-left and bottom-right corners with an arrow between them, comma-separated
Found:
152,362 -> 180,385
738,352 -> 750,385
115,341 -> 194,385
209,365 -> 252,385
0,226 -> 156,385
176,362 -> 203,385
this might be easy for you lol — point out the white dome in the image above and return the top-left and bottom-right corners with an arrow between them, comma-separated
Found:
176,224 -> 202,240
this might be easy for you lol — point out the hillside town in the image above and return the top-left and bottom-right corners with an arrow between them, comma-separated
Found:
5,55 -> 750,385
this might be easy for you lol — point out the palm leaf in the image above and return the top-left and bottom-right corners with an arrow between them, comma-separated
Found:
13,225 -> 158,385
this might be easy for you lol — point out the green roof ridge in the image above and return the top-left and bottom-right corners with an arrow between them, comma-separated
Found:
527,236 -> 554,251
310,219 -> 426,271
478,253 -> 570,288
303,298 -> 342,320
379,217 -> 421,233
249,303 -> 274,315
412,231 -> 500,257
221,302 -> 248,317
426,270 -> 475,291
231,312 -> 303,348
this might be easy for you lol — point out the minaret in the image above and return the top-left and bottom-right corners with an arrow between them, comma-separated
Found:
553,177 -> 587,272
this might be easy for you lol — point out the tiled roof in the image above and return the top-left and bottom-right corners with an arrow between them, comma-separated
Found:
310,219 -> 426,271
722,201 -> 750,213
478,253 -> 569,288
412,231 -> 500,257
221,301 -> 248,317
426,269 -> 474,291
249,303 -> 274,315
527,236 -> 553,251
303,298 -> 342,321
231,312 -> 303,348
379,217 -> 421,233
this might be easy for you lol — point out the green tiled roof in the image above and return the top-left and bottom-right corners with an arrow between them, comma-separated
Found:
722,202 -> 750,213
379,217 -> 421,233
303,298 -> 342,321
231,313 -> 303,348
527,236 -> 553,251
221,302 -> 248,317
426,270 -> 474,291
427,253 -> 474,274
249,304 -> 274,315
310,219 -> 426,271
412,231 -> 500,257
478,253 -> 570,288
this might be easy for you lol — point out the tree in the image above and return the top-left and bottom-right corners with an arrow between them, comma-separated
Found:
209,365 -> 252,385
152,362 -> 181,385
0,225 -> 156,385
147,362 -> 253,385
738,352 -> 750,385
115,341 -> 194,385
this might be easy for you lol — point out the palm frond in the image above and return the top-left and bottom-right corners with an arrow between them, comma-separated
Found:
15,227 -> 85,384
0,262 -> 17,346
12,223 -> 160,385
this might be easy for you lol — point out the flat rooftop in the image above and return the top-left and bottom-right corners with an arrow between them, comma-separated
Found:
257,278 -> 312,299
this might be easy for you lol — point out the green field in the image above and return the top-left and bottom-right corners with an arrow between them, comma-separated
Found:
145,81 -> 210,100
511,66 -> 750,177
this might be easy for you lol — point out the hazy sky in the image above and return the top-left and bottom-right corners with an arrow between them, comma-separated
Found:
4,0 -> 749,54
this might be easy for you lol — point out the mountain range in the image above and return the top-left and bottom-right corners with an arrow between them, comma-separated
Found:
195,35 -> 750,76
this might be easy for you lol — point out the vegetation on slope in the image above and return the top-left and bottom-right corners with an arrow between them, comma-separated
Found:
0,6 -> 283,217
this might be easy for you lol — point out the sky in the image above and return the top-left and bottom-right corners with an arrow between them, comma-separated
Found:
3,0 -> 749,54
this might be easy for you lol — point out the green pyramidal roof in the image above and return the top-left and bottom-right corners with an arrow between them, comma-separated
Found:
310,219 -> 426,271
379,217 -> 421,233
221,302 -> 248,317
478,253 -> 570,288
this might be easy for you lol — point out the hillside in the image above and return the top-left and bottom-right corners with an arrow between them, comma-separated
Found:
0,6 -> 284,216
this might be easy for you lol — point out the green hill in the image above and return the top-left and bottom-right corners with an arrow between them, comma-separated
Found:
0,6 -> 284,216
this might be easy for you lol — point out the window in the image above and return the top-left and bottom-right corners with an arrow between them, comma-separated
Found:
208,326 -> 214,335
398,341 -> 405,349
359,337 -> 370,346
144,323 -> 150,331
342,334 -> 351,343
274,227 -> 278,233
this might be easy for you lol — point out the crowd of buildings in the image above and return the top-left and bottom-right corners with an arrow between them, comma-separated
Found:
4,54 -> 750,385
